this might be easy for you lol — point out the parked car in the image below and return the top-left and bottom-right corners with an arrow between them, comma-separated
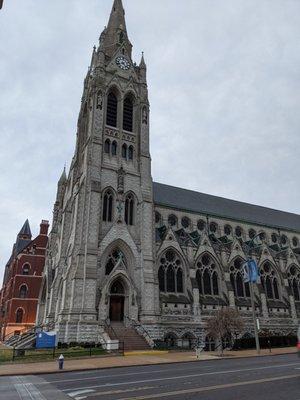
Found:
298,326 -> 300,357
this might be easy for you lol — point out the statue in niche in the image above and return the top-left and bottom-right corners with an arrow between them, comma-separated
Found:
117,167 -> 125,193
117,200 -> 123,223
142,107 -> 148,125
96,90 -> 103,110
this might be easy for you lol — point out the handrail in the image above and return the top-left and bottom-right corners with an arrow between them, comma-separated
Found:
124,316 -> 154,347
104,318 -> 118,340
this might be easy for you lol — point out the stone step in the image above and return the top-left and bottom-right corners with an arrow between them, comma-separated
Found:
108,323 -> 151,351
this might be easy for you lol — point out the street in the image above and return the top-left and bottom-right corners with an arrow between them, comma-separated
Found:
0,354 -> 299,400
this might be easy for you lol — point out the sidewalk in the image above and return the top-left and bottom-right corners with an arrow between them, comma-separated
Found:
0,347 -> 296,377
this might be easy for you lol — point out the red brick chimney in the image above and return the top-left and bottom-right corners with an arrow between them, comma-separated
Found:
39,220 -> 49,235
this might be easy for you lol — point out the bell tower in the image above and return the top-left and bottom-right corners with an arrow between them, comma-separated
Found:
40,0 -> 159,343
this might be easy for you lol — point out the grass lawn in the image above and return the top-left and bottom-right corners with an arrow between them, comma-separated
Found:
0,347 -> 106,363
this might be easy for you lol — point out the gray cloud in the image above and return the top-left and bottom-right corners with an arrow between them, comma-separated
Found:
1,0 -> 299,280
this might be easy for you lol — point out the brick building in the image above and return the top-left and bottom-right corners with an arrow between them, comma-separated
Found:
0,219 -> 49,340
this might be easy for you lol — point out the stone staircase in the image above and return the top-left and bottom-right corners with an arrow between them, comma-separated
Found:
109,322 -> 151,351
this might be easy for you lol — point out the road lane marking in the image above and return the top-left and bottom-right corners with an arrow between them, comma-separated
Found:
67,389 -> 95,397
62,362 -> 300,393
117,373 -> 300,399
44,366 -> 214,384
79,386 -> 155,398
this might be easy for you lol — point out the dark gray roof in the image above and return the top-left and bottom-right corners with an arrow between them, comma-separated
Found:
153,182 -> 300,233
18,219 -> 32,237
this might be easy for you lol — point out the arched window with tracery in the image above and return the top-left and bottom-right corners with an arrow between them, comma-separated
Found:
196,253 -> 219,296
260,261 -> 281,300
125,193 -> 134,225
288,265 -> 300,301
106,92 -> 118,127
229,258 -> 250,298
168,214 -> 177,227
16,308 -> 24,323
19,285 -> 28,299
22,264 -> 30,275
102,190 -> 114,222
105,249 -> 125,275
158,250 -> 184,293
123,95 -> 134,132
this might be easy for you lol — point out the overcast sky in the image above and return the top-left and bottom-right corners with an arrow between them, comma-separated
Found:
0,0 -> 300,282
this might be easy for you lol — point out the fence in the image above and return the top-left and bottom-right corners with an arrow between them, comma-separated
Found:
0,342 -> 124,363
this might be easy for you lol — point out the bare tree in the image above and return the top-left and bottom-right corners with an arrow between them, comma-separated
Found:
206,307 -> 244,355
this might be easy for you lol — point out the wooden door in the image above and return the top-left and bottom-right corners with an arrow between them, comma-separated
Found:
110,296 -> 124,321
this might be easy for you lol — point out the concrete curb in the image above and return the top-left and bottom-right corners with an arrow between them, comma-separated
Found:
0,349 -> 297,377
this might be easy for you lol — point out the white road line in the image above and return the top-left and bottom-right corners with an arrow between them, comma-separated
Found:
46,366 -> 214,385
67,389 -> 95,398
62,362 -> 300,393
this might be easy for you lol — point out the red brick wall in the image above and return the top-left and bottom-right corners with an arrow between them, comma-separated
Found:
0,221 -> 49,339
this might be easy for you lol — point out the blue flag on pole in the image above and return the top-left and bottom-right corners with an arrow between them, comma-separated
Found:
243,260 -> 259,283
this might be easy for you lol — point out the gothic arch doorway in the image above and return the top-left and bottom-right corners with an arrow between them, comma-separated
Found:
109,280 -> 125,322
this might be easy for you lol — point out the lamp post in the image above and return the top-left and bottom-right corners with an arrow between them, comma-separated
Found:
244,231 -> 264,355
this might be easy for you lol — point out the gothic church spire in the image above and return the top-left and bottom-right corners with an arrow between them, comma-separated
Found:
100,0 -> 132,59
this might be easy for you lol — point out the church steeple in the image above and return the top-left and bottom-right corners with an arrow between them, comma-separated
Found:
100,0 -> 132,59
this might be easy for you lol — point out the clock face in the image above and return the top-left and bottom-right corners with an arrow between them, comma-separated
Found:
115,56 -> 131,70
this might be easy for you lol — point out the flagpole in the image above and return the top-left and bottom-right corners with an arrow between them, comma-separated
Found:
249,279 -> 260,354
244,231 -> 264,355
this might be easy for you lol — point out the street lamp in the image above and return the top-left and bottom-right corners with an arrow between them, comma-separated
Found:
243,231 -> 265,355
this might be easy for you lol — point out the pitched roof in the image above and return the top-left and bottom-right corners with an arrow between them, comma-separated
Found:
18,219 -> 32,237
153,182 -> 300,232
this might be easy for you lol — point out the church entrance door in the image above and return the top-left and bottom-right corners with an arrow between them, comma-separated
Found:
109,279 -> 126,322
109,296 -> 124,321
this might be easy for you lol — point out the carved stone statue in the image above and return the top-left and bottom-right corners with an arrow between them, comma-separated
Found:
96,90 -> 103,110
142,107 -> 148,125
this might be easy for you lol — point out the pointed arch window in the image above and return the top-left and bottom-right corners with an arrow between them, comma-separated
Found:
203,269 -> 212,295
19,285 -> 28,299
176,268 -> 183,293
112,141 -> 117,156
16,308 -> 24,323
103,190 -> 114,222
106,92 -> 118,127
212,271 -> 219,296
259,262 -> 281,300
125,193 -> 134,226
196,254 -> 220,297
122,143 -> 127,159
166,266 -> 175,292
104,139 -> 111,154
158,250 -> 184,293
229,258 -> 250,298
128,145 -> 134,161
123,96 -> 134,132
105,249 -> 125,275
22,264 -> 30,275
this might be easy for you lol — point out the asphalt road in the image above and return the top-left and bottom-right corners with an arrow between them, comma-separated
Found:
0,354 -> 299,400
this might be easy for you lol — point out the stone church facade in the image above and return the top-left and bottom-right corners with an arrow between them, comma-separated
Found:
37,0 -> 300,345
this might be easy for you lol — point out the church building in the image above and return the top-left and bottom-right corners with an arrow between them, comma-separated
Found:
37,0 -> 300,347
